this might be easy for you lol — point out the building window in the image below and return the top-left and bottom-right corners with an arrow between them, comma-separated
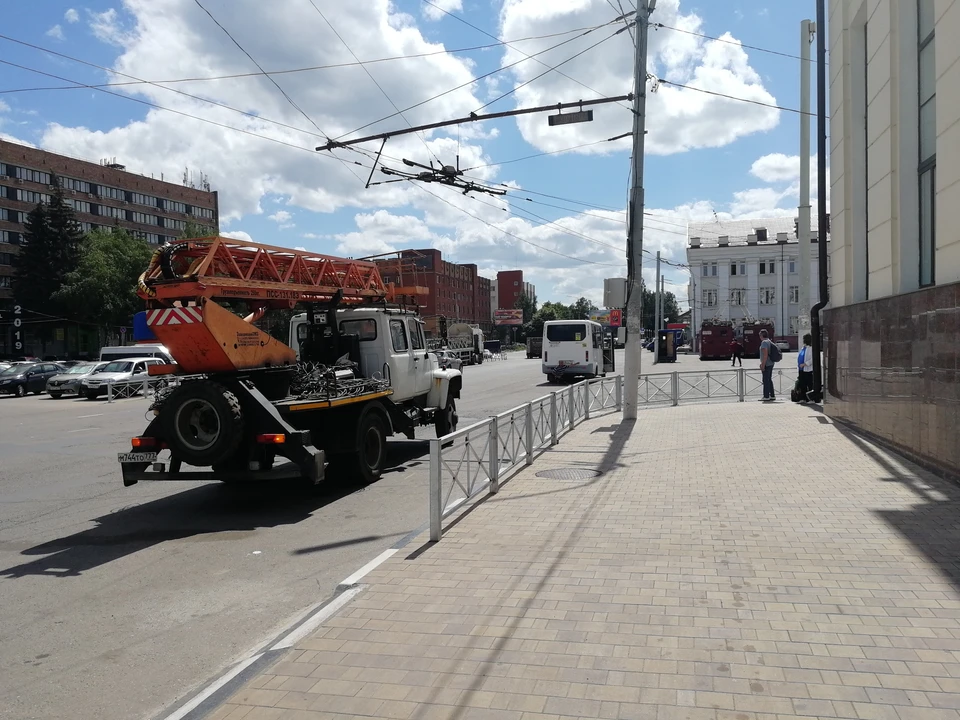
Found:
99,205 -> 125,219
17,189 -> 51,204
59,177 -> 91,193
97,185 -> 124,201
16,167 -> 51,185
1,208 -> 26,223
788,259 -> 796,274
789,316 -> 800,334
164,218 -> 187,231
759,262 -> 765,275
65,199 -> 91,213
79,222 -> 97,233
701,262 -> 717,277
0,276 -> 11,288
190,206 -> 215,220
789,286 -> 799,303
729,289 -> 745,305
760,287 -> 776,305
918,0 -> 936,286
132,212 -> 159,226
702,289 -> 717,307
0,252 -> 12,265
131,192 -> 159,207
730,263 -> 738,276
165,200 -> 187,213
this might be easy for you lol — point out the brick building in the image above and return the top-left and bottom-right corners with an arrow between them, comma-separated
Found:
375,249 -> 493,332
0,139 -> 219,305
495,270 -> 536,310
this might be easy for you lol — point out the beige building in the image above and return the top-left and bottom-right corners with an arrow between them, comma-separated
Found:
826,0 -> 959,477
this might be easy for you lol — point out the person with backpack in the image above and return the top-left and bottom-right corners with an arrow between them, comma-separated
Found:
796,333 -> 814,402
758,329 -> 780,401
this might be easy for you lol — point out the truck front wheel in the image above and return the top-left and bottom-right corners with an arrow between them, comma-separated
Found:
161,381 -> 244,467
435,395 -> 458,438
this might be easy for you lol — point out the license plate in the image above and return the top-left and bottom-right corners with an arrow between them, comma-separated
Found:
118,452 -> 157,463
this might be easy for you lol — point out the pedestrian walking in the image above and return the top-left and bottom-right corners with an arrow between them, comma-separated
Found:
797,333 -> 814,402
758,329 -> 778,401
730,338 -> 743,367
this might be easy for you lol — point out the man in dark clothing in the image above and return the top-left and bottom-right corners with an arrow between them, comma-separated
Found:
759,329 -> 775,401
730,339 -> 743,367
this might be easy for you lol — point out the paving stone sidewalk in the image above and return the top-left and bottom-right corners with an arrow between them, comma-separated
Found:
210,400 -> 960,720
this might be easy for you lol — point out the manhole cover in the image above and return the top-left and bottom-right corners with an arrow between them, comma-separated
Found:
535,467 -> 602,481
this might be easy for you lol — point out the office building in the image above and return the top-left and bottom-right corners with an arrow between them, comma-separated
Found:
0,139 -> 219,305
686,217 -> 829,349
496,270 -> 536,310
825,0 -> 959,477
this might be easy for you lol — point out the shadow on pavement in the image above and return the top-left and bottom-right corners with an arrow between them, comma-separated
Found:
834,422 -> 960,595
407,419 -> 637,719
0,442 -> 428,579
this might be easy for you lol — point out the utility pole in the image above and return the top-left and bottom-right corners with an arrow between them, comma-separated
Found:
661,275 -> 666,327
623,0 -> 656,419
810,0 -> 829,401
798,19 -> 814,349
653,250 -> 661,365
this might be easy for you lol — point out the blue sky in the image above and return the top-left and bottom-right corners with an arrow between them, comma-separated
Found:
0,0 -> 824,308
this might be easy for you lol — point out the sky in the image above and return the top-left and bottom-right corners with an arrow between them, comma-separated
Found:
0,0 -> 827,311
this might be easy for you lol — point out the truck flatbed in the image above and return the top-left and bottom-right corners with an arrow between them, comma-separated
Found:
276,389 -> 393,413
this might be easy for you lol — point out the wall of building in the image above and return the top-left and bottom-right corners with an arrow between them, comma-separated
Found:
0,140 -> 219,305
825,0 -> 960,478
496,270 -> 524,310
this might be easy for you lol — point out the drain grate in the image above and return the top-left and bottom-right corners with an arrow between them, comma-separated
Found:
535,467 -> 602,481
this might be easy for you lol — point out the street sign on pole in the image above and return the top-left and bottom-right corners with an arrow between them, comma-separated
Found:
547,110 -> 594,127
120,326 -> 127,337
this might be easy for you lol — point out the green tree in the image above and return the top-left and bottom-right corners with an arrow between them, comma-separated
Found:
567,296 -> 597,321
513,292 -> 537,323
12,181 -> 83,316
53,228 -> 154,329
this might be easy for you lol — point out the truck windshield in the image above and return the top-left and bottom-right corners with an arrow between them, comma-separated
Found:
546,324 -> 587,343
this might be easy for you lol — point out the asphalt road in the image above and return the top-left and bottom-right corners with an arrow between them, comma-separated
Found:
0,350 -> 625,720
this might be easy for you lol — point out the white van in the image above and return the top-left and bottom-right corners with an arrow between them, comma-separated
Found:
99,344 -> 172,363
542,320 -> 607,382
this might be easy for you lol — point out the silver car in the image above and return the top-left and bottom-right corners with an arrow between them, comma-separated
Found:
46,361 -> 108,398
79,358 -> 162,399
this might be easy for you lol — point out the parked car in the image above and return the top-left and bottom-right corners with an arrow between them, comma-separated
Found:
79,358 -> 163,399
775,341 -> 791,352
0,362 -> 66,397
430,350 -> 463,371
46,361 -> 108,398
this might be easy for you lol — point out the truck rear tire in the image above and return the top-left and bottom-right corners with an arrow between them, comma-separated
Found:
161,381 -> 244,467
435,395 -> 458,438
349,406 -> 387,485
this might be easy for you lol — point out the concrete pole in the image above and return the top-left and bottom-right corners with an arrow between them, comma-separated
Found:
653,251 -> 661,365
798,19 -> 814,348
622,0 -> 656,419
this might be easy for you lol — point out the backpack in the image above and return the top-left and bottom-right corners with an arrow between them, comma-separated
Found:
768,342 -> 782,363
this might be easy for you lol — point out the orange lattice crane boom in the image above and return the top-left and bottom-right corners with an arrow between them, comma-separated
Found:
137,236 -> 427,373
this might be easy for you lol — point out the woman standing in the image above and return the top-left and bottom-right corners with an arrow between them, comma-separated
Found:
797,333 -> 814,402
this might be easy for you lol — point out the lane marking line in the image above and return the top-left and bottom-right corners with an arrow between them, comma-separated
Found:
159,652 -> 264,720
77,414 -> 103,419
338,548 -> 397,588
270,586 -> 362,651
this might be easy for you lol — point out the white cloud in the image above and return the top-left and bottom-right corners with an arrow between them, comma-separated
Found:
294,245 -> 308,251
0,100 -> 10,113
0,133 -> 35,147
65,8 -> 80,23
499,0 -> 780,156
221,230 -> 253,241
268,210 -> 292,223
46,25 -> 65,40
89,8 -> 130,46
422,0 -> 462,21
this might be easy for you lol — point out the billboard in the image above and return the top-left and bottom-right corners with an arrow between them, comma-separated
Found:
609,309 -> 622,327
494,309 -> 524,326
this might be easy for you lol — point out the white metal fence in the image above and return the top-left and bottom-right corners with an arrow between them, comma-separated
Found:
429,375 -> 622,541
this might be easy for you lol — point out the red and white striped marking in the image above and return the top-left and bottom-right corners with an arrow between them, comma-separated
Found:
147,307 -> 203,326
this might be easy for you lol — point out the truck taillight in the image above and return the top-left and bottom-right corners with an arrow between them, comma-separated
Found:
256,433 -> 286,444
131,437 -> 156,449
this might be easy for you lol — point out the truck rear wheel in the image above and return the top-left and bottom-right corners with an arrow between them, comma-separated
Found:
435,395 -> 458,438
161,381 -> 244,467
349,407 -> 387,485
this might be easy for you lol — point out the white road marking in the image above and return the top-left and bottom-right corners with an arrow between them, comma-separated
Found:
76,414 -> 103,419
67,427 -> 100,433
339,548 -> 397,587
159,652 -> 264,720
270,586 -> 362,651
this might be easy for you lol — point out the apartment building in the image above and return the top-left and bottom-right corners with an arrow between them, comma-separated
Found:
496,270 -> 536,310
0,139 -> 219,304
686,218 -> 828,349
826,0 -> 959,477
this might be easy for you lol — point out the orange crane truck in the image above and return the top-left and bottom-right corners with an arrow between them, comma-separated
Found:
117,236 -> 462,487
